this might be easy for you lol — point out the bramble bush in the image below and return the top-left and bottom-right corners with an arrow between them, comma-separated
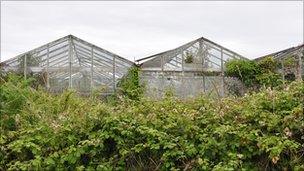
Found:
0,74 -> 303,170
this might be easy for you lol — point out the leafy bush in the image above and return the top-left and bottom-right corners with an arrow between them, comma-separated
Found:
256,57 -> 283,87
225,59 -> 260,87
256,72 -> 282,88
257,56 -> 278,73
0,75 -> 303,170
225,57 -> 283,88
0,74 -> 36,131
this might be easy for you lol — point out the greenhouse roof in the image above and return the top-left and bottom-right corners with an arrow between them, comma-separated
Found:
136,36 -> 248,72
254,44 -> 304,61
1,35 -> 135,94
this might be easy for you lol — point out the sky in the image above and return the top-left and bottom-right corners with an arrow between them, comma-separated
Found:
0,1 -> 303,62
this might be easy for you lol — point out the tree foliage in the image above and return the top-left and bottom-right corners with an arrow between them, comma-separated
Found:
1,74 -> 303,170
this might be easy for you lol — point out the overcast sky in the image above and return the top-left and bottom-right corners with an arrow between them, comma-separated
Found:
1,1 -> 303,62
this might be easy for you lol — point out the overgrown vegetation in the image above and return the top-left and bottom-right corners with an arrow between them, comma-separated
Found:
225,57 -> 284,89
225,59 -> 260,87
116,67 -> 144,101
1,74 -> 303,170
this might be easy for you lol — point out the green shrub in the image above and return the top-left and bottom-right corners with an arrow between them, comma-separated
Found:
256,57 -> 283,87
225,59 -> 260,87
0,75 -> 303,170
225,57 -> 283,88
257,56 -> 278,73
0,74 -> 36,131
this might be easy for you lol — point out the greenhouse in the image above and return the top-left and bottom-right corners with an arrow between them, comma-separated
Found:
136,37 -> 247,98
0,35 -> 135,95
255,44 -> 304,82
2,35 -> 302,98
